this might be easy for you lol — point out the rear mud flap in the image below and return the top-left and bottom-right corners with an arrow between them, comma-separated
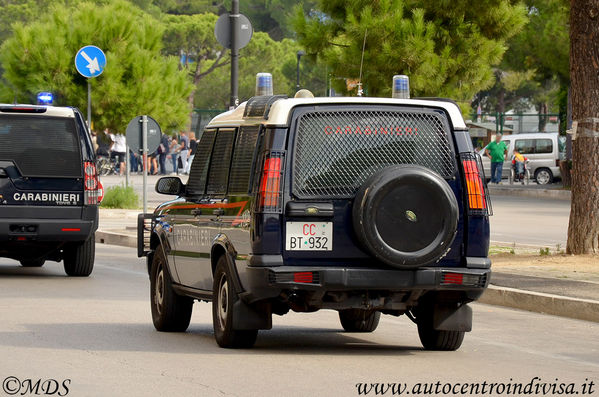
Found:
232,300 -> 272,331
433,303 -> 472,332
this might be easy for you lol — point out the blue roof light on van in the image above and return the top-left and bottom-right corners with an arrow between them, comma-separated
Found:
37,92 -> 54,105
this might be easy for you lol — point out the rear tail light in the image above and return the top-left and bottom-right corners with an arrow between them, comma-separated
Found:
256,151 -> 285,213
84,162 -> 103,205
460,153 -> 492,216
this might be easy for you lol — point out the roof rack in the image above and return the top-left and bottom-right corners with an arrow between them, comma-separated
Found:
244,95 -> 287,119
412,97 -> 460,108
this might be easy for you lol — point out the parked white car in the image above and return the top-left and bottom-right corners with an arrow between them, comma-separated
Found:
481,132 -> 565,185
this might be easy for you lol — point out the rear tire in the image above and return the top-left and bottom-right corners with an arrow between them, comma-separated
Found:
20,259 -> 45,267
535,168 -> 553,185
416,306 -> 465,351
63,234 -> 95,277
212,256 -> 258,348
339,309 -> 380,332
418,322 -> 465,351
150,247 -> 193,332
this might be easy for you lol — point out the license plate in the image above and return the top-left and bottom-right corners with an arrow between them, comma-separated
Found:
285,222 -> 333,251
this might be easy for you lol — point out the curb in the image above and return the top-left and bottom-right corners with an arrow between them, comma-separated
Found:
96,230 -> 598,323
96,231 -> 136,249
489,186 -> 570,201
479,285 -> 599,323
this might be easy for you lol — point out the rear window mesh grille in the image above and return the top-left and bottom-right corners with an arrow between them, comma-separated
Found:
292,109 -> 455,198
0,116 -> 81,178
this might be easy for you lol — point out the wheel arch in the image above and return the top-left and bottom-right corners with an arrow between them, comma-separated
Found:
211,235 -> 244,294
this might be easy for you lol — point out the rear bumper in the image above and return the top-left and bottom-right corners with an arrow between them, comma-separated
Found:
0,206 -> 98,243
241,264 -> 491,303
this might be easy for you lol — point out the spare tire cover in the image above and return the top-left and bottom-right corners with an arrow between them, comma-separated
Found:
353,165 -> 458,268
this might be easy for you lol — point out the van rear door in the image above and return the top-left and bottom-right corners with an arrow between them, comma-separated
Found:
282,105 -> 464,267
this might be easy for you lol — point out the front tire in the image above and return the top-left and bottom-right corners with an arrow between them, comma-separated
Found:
63,234 -> 95,277
339,309 -> 381,332
20,259 -> 45,267
212,256 -> 258,348
150,248 -> 193,332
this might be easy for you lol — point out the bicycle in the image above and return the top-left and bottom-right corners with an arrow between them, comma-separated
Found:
96,154 -> 118,176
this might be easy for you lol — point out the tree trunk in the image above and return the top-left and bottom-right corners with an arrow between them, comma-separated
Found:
566,0 -> 599,254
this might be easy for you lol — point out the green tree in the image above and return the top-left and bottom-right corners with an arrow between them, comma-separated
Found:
0,0 -> 192,132
294,0 -> 527,106
473,0 -> 569,130
194,32 -> 300,109
162,13 -> 228,109
240,0 -> 316,40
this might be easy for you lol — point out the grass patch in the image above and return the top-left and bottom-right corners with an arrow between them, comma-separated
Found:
101,184 -> 139,209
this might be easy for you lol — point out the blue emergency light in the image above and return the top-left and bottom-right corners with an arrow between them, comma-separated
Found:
37,92 -> 54,105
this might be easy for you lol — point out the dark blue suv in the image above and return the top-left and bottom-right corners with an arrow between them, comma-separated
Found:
139,96 -> 491,350
0,104 -> 101,276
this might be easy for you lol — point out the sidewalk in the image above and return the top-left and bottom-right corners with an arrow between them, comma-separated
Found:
488,182 -> 571,201
96,209 -> 599,323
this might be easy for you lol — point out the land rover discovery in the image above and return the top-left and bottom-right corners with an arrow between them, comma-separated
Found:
0,104 -> 102,276
139,96 -> 492,350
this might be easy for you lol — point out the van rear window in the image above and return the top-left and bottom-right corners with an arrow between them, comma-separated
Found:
0,115 -> 81,178
292,107 -> 455,198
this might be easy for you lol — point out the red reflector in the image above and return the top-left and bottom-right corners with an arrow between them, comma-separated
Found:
293,272 -> 314,283
17,237 -> 27,241
443,273 -> 463,285
62,228 -> 81,232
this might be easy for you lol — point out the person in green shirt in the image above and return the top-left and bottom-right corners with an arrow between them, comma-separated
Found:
485,134 -> 508,184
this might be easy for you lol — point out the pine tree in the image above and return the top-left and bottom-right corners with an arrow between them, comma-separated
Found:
293,0 -> 528,105
566,0 -> 599,254
0,0 -> 192,132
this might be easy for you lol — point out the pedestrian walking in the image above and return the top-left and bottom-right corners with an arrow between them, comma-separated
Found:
178,131 -> 190,175
158,133 -> 169,175
185,132 -> 197,174
109,130 -> 127,176
485,134 -> 508,184
169,136 -> 179,175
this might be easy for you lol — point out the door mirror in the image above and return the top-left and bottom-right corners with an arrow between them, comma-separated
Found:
155,177 -> 184,196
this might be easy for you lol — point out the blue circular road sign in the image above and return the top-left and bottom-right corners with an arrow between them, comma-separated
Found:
75,45 -> 106,78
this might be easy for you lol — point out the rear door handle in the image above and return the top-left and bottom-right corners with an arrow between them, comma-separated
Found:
192,209 -> 202,217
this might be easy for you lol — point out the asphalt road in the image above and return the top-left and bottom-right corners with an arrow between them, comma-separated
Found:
1,245 -> 597,397
490,195 -> 570,247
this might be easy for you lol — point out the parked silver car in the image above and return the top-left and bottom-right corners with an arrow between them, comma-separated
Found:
481,132 -> 565,185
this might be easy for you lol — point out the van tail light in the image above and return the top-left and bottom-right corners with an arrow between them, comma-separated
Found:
256,151 -> 285,213
84,162 -> 103,205
460,153 -> 492,216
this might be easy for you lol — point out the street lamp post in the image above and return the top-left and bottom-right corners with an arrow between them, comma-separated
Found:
296,50 -> 305,91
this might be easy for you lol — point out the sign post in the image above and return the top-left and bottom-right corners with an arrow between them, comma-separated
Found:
126,116 -> 161,214
215,3 -> 253,109
142,116 -> 148,214
75,45 -> 107,128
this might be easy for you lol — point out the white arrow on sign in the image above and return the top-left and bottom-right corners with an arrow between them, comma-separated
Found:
80,51 -> 100,74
